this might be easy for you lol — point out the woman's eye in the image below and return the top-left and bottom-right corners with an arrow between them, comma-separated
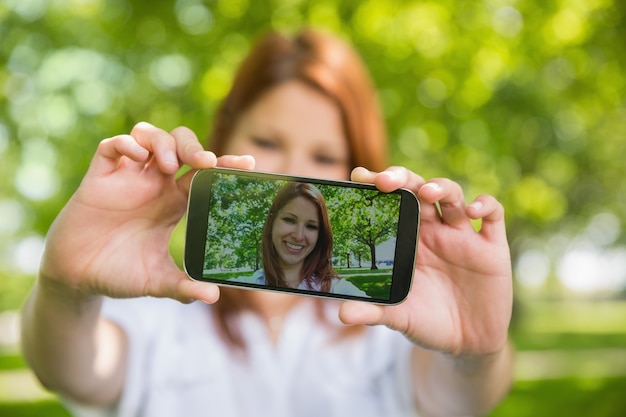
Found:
281,217 -> 295,224
251,136 -> 279,150
315,154 -> 340,165
306,224 -> 319,231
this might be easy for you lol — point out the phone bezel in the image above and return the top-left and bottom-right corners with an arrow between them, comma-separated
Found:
184,168 -> 420,305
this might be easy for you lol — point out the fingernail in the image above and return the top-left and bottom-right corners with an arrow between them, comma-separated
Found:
135,121 -> 154,129
383,170 -> 398,180
164,150 -> 178,167
238,155 -> 255,165
131,142 -> 149,157
425,182 -> 442,192
470,201 -> 483,211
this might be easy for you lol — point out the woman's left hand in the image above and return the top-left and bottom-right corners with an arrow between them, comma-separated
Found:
339,166 -> 513,356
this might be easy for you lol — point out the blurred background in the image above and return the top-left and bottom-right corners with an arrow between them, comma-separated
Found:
1,0 -> 625,415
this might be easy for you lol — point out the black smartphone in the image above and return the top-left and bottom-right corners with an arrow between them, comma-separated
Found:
184,168 -> 420,305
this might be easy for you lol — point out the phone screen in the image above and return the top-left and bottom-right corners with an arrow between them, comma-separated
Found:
185,168 -> 419,305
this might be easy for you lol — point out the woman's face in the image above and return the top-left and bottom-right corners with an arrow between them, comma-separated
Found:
223,80 -> 350,180
271,196 -> 320,270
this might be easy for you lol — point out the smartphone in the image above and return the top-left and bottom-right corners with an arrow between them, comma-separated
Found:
184,168 -> 420,305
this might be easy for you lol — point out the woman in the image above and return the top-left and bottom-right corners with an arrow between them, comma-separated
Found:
21,29 -> 513,417
229,181 -> 368,297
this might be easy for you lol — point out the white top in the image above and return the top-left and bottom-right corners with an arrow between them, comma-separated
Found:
63,296 -> 419,417
228,269 -> 369,297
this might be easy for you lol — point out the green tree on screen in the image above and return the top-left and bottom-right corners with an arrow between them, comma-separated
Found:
324,186 -> 399,270
205,176 -> 283,271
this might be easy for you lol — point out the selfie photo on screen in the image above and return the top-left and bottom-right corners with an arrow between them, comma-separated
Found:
202,172 -> 402,299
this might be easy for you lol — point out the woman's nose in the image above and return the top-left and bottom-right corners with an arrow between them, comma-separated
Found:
279,151 -> 314,177
291,224 -> 305,240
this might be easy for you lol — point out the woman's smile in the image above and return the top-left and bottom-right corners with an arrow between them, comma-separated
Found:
284,241 -> 306,253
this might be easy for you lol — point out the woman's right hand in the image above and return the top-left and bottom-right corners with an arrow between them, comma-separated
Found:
39,122 -> 254,303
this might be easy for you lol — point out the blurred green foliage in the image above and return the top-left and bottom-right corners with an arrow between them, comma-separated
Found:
490,377 -> 626,417
0,0 -> 625,296
0,400 -> 71,417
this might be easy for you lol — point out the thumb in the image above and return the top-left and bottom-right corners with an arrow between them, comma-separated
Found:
149,268 -> 221,304
175,277 -> 221,304
338,301 -> 385,326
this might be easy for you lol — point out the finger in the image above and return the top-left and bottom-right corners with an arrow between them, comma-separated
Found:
216,155 -> 256,170
170,126 -> 218,170
147,269 -> 221,304
131,122 -> 179,174
376,166 -> 425,193
174,277 -> 221,304
351,166 -> 377,183
90,135 -> 150,175
467,194 -> 507,241
338,301 -> 385,326
418,178 -> 469,228
352,166 -> 425,193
